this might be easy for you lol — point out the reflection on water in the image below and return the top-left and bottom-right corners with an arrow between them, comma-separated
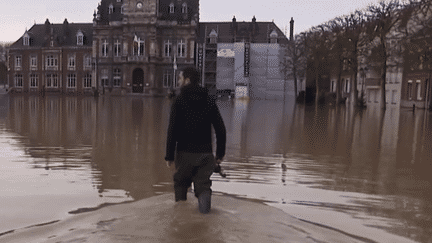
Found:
0,95 -> 431,242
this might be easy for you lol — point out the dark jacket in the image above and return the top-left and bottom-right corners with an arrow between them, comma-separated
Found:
165,84 -> 226,161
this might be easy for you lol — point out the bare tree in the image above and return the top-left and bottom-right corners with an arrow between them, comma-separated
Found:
304,26 -> 333,105
365,0 -> 407,110
281,32 -> 306,101
339,11 -> 370,107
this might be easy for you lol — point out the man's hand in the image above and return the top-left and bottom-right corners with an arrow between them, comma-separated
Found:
166,160 -> 174,168
216,158 -> 223,165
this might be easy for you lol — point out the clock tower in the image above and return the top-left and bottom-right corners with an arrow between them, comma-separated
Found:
123,0 -> 158,24
93,0 -> 199,95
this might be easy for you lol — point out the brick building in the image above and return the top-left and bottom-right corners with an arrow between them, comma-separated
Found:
7,0 -> 291,98
7,19 -> 93,95
93,0 -> 199,95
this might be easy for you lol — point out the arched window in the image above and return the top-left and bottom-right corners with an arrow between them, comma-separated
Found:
270,30 -> 278,44
209,29 -> 218,44
109,4 -> 114,14
169,3 -> 175,13
182,3 -> 187,13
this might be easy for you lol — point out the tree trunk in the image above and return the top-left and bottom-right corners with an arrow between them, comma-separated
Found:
353,68 -> 359,107
315,70 -> 320,106
352,44 -> 359,107
380,41 -> 387,110
293,66 -> 298,100
336,59 -> 343,104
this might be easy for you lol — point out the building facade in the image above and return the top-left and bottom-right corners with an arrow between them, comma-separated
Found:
197,17 -> 290,99
93,0 -> 199,95
7,19 -> 94,95
7,0 -> 294,99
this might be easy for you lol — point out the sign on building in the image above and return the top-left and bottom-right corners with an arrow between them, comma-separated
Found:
244,42 -> 250,77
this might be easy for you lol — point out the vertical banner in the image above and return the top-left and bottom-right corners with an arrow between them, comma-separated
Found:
244,42 -> 250,77
198,44 -> 203,71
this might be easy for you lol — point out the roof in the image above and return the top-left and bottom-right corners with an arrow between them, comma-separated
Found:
198,21 -> 289,44
10,21 -> 93,49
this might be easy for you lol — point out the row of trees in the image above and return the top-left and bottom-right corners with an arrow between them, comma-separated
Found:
283,0 -> 432,110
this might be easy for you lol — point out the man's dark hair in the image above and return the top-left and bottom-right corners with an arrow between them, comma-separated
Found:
182,67 -> 200,85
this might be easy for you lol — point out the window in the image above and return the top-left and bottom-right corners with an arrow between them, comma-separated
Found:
50,40 -> 54,47
345,79 -> 350,93
164,40 -> 172,57
270,30 -> 278,44
133,36 -> 144,56
408,80 -> 413,100
114,40 -> 121,57
46,55 -> 58,67
67,74 -> 76,88
109,4 -> 114,14
331,80 -> 336,92
30,56 -> 37,68
113,68 -> 121,87
169,3 -> 175,13
23,35 -> 30,46
102,40 -> 109,57
101,69 -> 109,87
14,74 -> 23,87
416,80 -> 422,100
163,70 -> 172,88
121,5 -> 125,14
182,2 -> 187,13
68,56 -> 75,70
30,74 -> 38,88
46,74 -> 58,88
177,39 -> 186,57
101,78 -> 109,87
392,90 -> 397,104
15,56 -> 22,68
84,56 -> 92,68
77,32 -> 84,46
83,73 -> 92,88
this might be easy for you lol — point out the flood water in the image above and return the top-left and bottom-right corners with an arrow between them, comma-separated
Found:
0,94 -> 431,242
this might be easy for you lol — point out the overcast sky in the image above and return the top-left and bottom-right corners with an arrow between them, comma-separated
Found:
0,0 -> 382,43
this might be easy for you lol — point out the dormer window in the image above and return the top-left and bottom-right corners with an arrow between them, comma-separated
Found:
182,3 -> 187,13
270,30 -> 278,44
109,4 -> 114,14
117,0 -> 121,2
169,3 -> 175,13
23,33 -> 30,46
77,30 -> 84,46
209,29 -> 218,44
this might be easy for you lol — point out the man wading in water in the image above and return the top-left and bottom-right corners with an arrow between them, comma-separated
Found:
165,66 -> 226,214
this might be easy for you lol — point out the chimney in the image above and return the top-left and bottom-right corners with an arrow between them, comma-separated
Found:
289,17 -> 294,41
45,18 -> 51,34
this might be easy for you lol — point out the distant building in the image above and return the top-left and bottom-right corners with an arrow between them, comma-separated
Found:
7,19 -> 93,95
197,16 -> 291,99
0,44 -> 7,87
92,0 -> 199,95
6,0 -> 292,99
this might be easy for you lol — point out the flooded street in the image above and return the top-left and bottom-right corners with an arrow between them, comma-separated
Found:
0,95 -> 431,242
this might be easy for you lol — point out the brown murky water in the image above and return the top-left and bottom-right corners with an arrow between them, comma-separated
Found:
0,95 -> 431,242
